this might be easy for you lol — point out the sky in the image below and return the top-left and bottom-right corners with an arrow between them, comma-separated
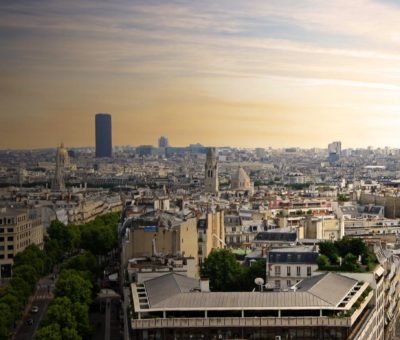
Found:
1,0 -> 400,149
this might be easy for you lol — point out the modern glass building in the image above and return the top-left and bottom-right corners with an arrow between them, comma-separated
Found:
95,113 -> 112,158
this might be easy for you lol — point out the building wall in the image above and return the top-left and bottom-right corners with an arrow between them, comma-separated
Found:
126,218 -> 199,276
267,263 -> 318,289
304,218 -> 341,240
0,209 -> 44,278
360,193 -> 400,219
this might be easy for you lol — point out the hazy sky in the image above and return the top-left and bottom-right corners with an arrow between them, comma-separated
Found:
1,0 -> 400,149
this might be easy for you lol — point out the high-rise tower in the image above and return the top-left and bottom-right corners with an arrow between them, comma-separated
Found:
51,143 -> 68,191
95,113 -> 112,158
158,136 -> 169,148
204,147 -> 219,194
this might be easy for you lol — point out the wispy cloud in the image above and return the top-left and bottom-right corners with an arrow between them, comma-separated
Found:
1,0 -> 400,148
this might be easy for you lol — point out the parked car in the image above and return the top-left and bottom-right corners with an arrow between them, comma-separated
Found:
26,319 -> 34,326
31,306 -> 39,313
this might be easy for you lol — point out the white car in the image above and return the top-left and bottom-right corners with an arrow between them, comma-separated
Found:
31,306 -> 39,313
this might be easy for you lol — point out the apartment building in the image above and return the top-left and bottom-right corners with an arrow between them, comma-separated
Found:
267,246 -> 319,290
0,207 -> 43,278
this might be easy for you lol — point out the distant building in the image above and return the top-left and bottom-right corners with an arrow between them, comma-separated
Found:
51,143 -> 68,191
95,113 -> 112,158
231,166 -> 253,192
204,148 -> 219,194
136,145 -> 156,157
158,136 -> 169,148
0,207 -> 43,278
328,141 -> 341,162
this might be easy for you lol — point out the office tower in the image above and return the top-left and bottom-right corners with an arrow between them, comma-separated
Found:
328,141 -> 341,162
95,113 -> 112,158
204,147 -> 219,194
51,143 -> 67,191
158,136 -> 169,148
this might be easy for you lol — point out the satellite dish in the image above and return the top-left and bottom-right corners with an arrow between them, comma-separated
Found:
254,277 -> 264,286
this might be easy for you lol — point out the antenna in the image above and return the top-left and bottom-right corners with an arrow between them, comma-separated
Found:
254,277 -> 265,292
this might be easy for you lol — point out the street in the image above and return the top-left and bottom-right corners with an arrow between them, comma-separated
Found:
13,275 -> 55,340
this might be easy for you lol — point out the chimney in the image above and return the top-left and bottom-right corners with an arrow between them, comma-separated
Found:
200,278 -> 210,292
261,246 -> 267,257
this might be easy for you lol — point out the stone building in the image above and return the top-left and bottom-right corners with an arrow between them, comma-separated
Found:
0,207 -> 43,278
204,148 -> 219,194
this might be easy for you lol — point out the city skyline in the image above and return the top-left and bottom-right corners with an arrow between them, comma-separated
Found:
1,1 -> 400,149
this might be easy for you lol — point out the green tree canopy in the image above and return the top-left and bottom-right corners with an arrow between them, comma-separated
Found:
36,323 -> 62,340
201,249 -> 245,291
54,270 -> 92,305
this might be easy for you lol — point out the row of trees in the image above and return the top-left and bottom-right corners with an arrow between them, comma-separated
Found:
35,212 -> 120,339
201,249 -> 266,291
317,238 -> 377,272
0,212 -> 120,340
36,270 -> 93,340
47,212 -> 120,257
0,240 -> 62,340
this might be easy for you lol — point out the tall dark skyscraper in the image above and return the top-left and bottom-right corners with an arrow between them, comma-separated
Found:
95,113 -> 112,158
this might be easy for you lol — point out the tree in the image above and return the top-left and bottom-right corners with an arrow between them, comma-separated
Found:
12,265 -> 38,292
0,303 -> 12,338
13,244 -> 47,275
72,303 -> 91,338
47,220 -> 78,253
342,253 -> 360,272
80,225 -> 116,256
36,323 -> 62,340
61,327 -> 81,340
201,249 -> 245,291
8,276 -> 31,303
54,270 -> 92,305
316,255 -> 330,270
44,297 -> 78,331
319,241 -> 339,265
62,252 -> 98,278
0,293 -> 23,323
241,260 -> 267,291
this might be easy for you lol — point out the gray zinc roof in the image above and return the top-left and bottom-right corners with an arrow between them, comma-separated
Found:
151,291 -> 331,310
296,272 -> 358,307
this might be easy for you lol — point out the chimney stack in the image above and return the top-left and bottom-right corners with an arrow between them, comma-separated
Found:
200,278 -> 210,292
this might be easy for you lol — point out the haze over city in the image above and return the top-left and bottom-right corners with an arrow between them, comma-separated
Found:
1,0 -> 400,149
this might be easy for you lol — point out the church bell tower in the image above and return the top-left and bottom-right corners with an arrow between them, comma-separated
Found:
204,147 -> 219,194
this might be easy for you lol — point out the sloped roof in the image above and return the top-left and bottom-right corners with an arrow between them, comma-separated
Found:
138,272 -> 358,311
296,272 -> 357,306
144,273 -> 199,307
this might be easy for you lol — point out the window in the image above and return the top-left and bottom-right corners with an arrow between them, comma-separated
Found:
0,237 -> 3,242
7,245 -> 13,250
297,266 -> 301,276
274,280 -> 281,289
7,236 -> 13,242
274,266 -> 281,276
232,227 -> 236,232
8,254 -> 13,258
287,280 -> 291,287
307,266 -> 312,276
287,266 -> 291,277
7,228 -> 13,233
